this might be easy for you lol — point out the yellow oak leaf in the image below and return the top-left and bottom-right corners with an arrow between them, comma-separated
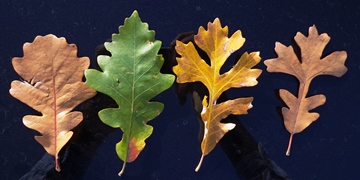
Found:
173,18 -> 262,171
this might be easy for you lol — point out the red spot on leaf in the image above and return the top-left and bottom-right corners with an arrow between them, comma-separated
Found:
127,138 -> 140,162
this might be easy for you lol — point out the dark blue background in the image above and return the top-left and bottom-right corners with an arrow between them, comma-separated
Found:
0,0 -> 359,179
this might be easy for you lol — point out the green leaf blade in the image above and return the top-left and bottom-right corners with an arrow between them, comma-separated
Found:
84,10 -> 174,176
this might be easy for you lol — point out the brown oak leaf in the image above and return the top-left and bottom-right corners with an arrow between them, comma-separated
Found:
9,34 -> 97,171
264,25 -> 347,155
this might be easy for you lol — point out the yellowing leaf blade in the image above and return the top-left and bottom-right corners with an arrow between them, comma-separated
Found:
200,97 -> 253,155
173,18 -> 261,171
217,52 -> 262,96
174,40 -> 212,89
194,18 -> 245,70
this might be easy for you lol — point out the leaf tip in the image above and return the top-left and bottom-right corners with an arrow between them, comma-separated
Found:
213,17 -> 221,24
309,24 -> 318,34
248,102 -> 253,109
274,41 -> 285,49
130,10 -> 139,18
221,123 -> 236,132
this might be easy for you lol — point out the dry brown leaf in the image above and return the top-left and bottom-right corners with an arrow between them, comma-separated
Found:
9,34 -> 97,171
264,25 -> 347,155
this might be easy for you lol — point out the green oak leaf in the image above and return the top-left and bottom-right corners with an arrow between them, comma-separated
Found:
85,10 -> 175,176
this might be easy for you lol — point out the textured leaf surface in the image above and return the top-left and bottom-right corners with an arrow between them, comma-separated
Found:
85,11 -> 174,176
9,34 -> 96,171
264,25 -> 347,155
173,18 -> 262,171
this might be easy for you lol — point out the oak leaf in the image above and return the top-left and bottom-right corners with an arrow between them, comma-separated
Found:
9,34 -> 97,171
173,18 -> 262,171
84,11 -> 175,176
264,25 -> 347,156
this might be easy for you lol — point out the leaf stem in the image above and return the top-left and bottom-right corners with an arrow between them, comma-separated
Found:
286,133 -> 293,156
55,154 -> 61,172
195,154 -> 204,172
118,161 -> 126,176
